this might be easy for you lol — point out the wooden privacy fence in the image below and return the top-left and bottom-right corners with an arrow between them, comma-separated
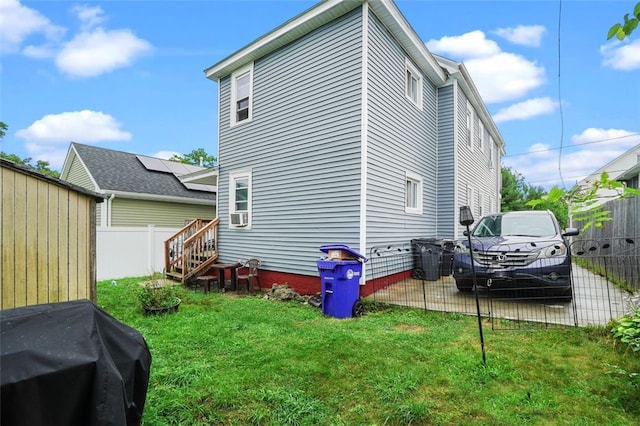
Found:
1,160 -> 103,310
572,195 -> 640,291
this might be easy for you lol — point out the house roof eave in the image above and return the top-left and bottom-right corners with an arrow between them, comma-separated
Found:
104,190 -> 216,206
204,0 -> 447,86
205,0 -> 359,81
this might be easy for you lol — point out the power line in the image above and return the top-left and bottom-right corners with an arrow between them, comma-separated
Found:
527,167 -> 634,185
556,0 -> 565,189
503,133 -> 640,158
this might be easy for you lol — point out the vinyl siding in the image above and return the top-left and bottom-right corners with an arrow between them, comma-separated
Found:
366,9 -> 439,250
217,9 -> 363,276
64,153 -> 103,223
66,154 -> 97,190
455,87 -> 500,234
111,198 -> 215,228
436,84 -> 456,238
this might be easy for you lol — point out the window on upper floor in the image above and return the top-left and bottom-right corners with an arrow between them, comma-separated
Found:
405,171 -> 423,214
466,102 -> 473,150
229,170 -> 252,228
489,137 -> 495,170
479,121 -> 485,152
230,63 -> 253,126
466,184 -> 474,213
405,60 -> 422,109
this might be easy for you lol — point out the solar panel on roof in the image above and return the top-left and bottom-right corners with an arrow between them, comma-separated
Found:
183,183 -> 216,193
137,155 -> 170,173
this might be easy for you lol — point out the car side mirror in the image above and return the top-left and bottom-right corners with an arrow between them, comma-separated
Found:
563,228 -> 579,237
463,230 -> 469,237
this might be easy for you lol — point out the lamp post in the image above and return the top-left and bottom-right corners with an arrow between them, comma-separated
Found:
460,206 -> 486,365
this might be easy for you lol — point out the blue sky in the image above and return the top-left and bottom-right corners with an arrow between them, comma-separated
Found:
1,0 -> 639,190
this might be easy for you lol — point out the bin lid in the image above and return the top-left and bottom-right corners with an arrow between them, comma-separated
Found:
319,244 -> 368,262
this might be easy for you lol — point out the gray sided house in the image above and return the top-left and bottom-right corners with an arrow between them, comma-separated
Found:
61,143 -> 217,227
205,0 -> 505,293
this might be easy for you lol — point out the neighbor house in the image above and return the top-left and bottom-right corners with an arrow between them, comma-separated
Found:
574,143 -> 640,208
204,0 -> 505,293
60,143 -> 218,279
61,142 -> 217,227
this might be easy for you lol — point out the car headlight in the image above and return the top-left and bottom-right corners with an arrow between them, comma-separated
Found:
541,242 -> 568,258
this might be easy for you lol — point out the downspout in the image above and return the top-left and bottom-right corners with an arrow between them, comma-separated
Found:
359,2 -> 369,282
107,193 -> 115,227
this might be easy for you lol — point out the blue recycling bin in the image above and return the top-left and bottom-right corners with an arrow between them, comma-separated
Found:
317,245 -> 368,319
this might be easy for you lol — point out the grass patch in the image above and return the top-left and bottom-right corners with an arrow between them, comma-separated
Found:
98,277 -> 640,425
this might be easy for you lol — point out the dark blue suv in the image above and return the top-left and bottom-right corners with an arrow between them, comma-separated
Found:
453,210 -> 579,299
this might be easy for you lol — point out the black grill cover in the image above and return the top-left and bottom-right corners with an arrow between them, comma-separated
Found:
1,300 -> 151,426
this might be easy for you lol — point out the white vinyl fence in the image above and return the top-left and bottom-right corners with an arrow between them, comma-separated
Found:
96,226 -> 179,281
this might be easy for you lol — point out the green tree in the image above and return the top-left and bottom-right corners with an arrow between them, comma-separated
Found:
501,167 -> 568,228
0,122 -> 60,178
169,148 -> 216,168
608,2 -> 640,40
501,167 -> 530,211
527,172 -> 640,231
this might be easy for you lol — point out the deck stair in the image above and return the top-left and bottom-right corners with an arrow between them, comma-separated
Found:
165,218 -> 219,284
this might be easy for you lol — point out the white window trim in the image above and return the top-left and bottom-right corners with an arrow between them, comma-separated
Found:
229,170 -> 252,229
405,59 -> 423,110
230,63 -> 254,127
479,121 -> 485,152
405,171 -> 423,215
489,136 -> 495,170
466,101 -> 474,151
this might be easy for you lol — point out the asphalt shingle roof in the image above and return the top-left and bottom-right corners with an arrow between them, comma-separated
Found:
71,143 -> 214,201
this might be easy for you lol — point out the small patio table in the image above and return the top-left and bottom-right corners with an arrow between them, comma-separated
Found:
208,262 -> 242,291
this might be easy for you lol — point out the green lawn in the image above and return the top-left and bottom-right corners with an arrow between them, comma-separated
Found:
98,278 -> 640,425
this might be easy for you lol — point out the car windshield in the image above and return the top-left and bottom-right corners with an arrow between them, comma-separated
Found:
472,214 -> 557,238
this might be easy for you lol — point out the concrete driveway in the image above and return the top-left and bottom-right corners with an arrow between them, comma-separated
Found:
366,264 -> 631,327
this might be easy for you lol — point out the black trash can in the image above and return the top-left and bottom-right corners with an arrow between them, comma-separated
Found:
411,238 -> 442,281
441,240 -> 455,276
317,245 -> 368,319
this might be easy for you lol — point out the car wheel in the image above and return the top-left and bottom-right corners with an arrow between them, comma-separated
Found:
455,279 -> 473,293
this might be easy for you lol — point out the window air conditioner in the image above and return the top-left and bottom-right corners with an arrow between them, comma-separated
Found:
230,212 -> 248,227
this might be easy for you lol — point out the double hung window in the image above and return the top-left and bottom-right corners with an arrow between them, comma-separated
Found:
405,171 -> 423,214
466,102 -> 473,150
230,63 -> 253,126
405,60 -> 422,109
229,171 -> 251,228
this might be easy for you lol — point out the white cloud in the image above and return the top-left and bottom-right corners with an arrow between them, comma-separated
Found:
503,129 -> 640,189
71,5 -> 106,32
15,110 -> 132,168
493,25 -> 546,47
153,151 -> 181,160
601,39 -> 640,70
571,128 -> 639,147
1,0 -> 152,77
56,28 -> 152,78
427,31 -> 546,104
493,97 -> 558,123
464,53 -> 545,103
426,30 -> 500,59
0,0 -> 65,54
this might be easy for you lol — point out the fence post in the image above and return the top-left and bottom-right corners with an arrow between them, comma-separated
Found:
147,225 -> 155,275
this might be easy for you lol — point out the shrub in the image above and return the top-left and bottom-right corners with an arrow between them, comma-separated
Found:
610,293 -> 640,352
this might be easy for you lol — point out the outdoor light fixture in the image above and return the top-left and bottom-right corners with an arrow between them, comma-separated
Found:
459,205 -> 474,227
459,205 -> 486,365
